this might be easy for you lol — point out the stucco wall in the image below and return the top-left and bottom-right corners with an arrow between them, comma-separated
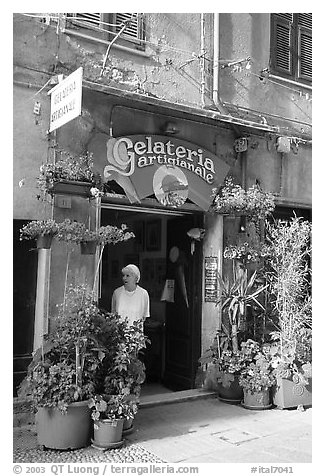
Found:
219,13 -> 312,137
13,85 -> 52,220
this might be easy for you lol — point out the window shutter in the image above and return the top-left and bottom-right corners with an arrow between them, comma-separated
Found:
271,15 -> 293,76
114,13 -> 143,42
72,13 -> 101,27
297,14 -> 312,81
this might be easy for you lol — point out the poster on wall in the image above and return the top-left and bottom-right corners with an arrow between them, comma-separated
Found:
204,256 -> 219,302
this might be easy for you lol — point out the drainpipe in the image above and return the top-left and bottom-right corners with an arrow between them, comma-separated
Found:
200,13 -> 206,107
212,13 -> 219,109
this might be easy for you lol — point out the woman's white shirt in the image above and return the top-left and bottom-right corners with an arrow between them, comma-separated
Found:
111,285 -> 150,326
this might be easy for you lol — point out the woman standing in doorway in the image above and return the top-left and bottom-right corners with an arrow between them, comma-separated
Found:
111,264 -> 150,329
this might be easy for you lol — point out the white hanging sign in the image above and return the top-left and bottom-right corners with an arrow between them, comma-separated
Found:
48,67 -> 83,132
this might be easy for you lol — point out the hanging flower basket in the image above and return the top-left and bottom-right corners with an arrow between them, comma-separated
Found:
36,234 -> 53,249
80,241 -> 97,255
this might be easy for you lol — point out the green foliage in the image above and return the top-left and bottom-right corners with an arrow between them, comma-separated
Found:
20,219 -> 59,240
18,285 -> 106,413
211,176 -> 275,220
199,338 -> 263,388
216,265 -> 267,351
88,394 -> 138,422
37,150 -> 99,197
224,242 -> 270,264
56,219 -> 134,245
18,285 -> 146,417
239,343 -> 276,393
263,216 -> 312,375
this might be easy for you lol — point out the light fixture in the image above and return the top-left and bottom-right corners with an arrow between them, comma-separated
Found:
163,121 -> 180,135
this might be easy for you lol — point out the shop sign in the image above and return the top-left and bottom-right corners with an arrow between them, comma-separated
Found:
204,256 -> 219,302
102,135 -> 230,211
48,67 -> 83,132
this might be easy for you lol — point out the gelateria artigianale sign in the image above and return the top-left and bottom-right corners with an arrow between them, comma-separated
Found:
102,135 -> 230,211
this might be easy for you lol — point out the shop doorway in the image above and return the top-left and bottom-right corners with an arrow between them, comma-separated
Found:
100,206 -> 203,395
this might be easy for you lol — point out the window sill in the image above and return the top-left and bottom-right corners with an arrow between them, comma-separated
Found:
64,28 -> 151,58
268,73 -> 312,91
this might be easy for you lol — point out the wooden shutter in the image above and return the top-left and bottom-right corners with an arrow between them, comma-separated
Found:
271,14 -> 293,76
297,14 -> 312,81
74,13 -> 101,26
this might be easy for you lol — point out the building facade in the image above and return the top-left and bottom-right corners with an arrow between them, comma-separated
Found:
13,13 -> 312,394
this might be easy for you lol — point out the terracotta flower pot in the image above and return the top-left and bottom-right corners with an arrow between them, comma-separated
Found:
36,401 -> 92,449
123,416 -> 134,435
217,374 -> 243,404
242,389 -> 272,410
92,418 -> 124,449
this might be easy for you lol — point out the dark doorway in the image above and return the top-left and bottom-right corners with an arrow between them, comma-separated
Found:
100,207 -> 203,393
13,220 -> 38,396
163,214 -> 203,391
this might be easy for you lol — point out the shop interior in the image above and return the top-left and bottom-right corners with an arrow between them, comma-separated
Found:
100,206 -> 183,397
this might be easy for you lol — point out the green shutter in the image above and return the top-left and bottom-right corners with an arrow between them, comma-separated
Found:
271,15 -> 293,75
74,13 -> 101,27
115,13 -> 142,41
298,28 -> 312,80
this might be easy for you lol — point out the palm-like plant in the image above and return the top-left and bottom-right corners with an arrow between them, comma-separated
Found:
217,264 -> 267,352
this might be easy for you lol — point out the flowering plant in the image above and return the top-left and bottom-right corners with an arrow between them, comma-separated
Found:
199,338 -> 261,388
37,150 -> 104,199
20,219 -> 59,240
239,342 -> 276,393
56,220 -> 95,244
211,177 -> 275,219
239,354 -> 276,393
96,224 -> 135,246
56,220 -> 135,245
88,394 -> 138,422
224,242 -> 270,263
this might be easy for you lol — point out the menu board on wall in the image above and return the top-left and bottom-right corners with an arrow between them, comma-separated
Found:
204,256 -> 219,302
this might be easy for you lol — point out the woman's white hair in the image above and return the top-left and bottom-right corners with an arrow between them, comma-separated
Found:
122,264 -> 141,283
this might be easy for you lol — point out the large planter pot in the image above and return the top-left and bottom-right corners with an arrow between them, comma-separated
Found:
242,389 -> 272,410
36,401 -> 92,449
36,234 -> 53,249
123,416 -> 134,435
217,374 -> 243,404
91,418 -> 124,449
80,241 -> 97,255
272,377 -> 312,409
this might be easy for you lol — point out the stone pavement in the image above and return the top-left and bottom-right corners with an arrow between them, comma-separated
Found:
13,395 -> 312,464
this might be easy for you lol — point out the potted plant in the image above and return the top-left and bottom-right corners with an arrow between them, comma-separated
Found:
270,329 -> 312,409
18,285 -> 106,449
57,220 -> 135,255
211,176 -> 275,221
239,342 -> 276,409
94,316 -> 147,434
263,216 -> 312,409
213,266 -> 267,402
37,150 -> 104,199
88,393 -> 137,449
199,337 -> 260,403
20,219 -> 59,249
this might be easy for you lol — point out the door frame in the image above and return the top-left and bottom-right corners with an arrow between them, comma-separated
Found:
99,201 -> 204,390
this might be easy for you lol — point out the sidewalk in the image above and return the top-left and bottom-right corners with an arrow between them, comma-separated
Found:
13,395 -> 312,464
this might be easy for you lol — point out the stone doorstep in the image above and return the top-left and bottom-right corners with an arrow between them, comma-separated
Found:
139,389 -> 216,408
13,390 -> 217,427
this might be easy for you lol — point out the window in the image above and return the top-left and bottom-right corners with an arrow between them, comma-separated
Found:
270,13 -> 312,83
66,13 -> 145,50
